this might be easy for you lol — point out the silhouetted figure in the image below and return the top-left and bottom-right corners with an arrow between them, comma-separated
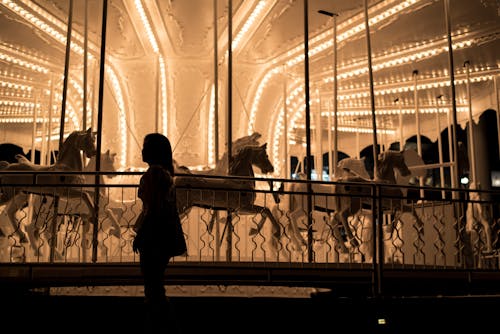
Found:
133,133 -> 187,333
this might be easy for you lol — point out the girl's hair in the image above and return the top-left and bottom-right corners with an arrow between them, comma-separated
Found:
142,133 -> 174,175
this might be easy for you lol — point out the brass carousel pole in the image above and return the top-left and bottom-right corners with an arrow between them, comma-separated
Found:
83,0 -> 88,130
436,95 -> 446,199
413,70 -> 425,198
318,10 -> 338,178
213,0 -> 219,164
213,0 -> 221,262
47,75 -> 55,164
464,61 -> 477,186
303,0 -> 314,263
444,0 -> 460,194
226,0 -> 233,261
444,0 -> 472,268
58,0 -> 73,148
495,76 -> 500,157
363,0 -> 382,297
50,0 -> 74,263
283,65 -> 289,178
364,0 -> 378,176
91,0 -> 108,262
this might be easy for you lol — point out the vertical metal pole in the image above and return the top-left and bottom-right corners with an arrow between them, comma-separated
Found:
92,0 -> 108,262
396,98 -> 404,150
83,0 -> 88,130
31,93 -> 38,163
91,60 -> 97,131
155,55 -> 160,133
40,93 -> 48,164
444,0 -> 460,193
464,61 -> 477,185
47,74 -> 54,163
283,65 -> 289,178
51,0 -> 73,263
413,70 -> 425,198
317,10 -> 338,178
303,0 -> 314,262
227,0 -> 233,167
316,88 -> 323,181
332,14 -> 339,178
447,103 -> 455,186
213,0 -> 219,163
27,92 -> 38,230
213,0 -> 221,261
226,0 -> 233,261
364,0 -> 378,177
356,132 -> 360,158
436,95 -> 445,199
495,75 -> 500,157
327,100 -> 333,181
59,0 -> 74,147
364,0 -> 381,298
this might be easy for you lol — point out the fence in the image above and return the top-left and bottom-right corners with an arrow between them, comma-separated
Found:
1,170 -> 499,297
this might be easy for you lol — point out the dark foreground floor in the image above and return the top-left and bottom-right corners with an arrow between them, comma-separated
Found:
3,291 -> 500,333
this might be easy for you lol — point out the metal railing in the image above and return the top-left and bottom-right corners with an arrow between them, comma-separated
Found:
1,170 -> 499,296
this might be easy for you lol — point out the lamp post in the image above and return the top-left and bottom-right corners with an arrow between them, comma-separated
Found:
318,10 -> 339,178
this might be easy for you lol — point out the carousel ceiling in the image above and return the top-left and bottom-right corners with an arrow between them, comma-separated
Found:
0,0 -> 499,170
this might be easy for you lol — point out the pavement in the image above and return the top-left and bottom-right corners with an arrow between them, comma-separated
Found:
3,291 -> 500,333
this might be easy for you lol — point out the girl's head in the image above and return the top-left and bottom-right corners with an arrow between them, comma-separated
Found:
142,133 -> 174,174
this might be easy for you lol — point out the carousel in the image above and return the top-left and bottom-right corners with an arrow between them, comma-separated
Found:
0,0 -> 500,295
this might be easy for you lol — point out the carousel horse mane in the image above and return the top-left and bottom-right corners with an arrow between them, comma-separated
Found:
213,132 -> 262,174
337,156 -> 371,180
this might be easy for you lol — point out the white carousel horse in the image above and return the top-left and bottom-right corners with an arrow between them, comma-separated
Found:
175,142 -> 282,254
13,149 -> 120,258
252,156 -> 372,253
331,150 -> 426,262
466,181 -> 492,254
0,128 -> 97,259
267,150 -> 424,260
184,132 -> 280,230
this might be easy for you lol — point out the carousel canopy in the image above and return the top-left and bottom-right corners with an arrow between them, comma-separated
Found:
0,0 -> 498,171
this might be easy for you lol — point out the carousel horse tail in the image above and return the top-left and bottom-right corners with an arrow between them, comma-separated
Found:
0,160 -> 9,169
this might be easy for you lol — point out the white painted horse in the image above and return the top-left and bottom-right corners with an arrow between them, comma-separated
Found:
13,150 -> 120,258
175,142 -> 282,255
0,129 -> 96,243
182,132 -> 280,229
267,150 -> 424,260
331,150 -> 427,262
254,156 -> 371,253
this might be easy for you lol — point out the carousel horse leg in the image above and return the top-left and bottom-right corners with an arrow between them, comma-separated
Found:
101,207 -> 122,239
333,209 -> 360,249
2,194 -> 29,243
207,210 -> 218,234
327,213 -> 350,254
